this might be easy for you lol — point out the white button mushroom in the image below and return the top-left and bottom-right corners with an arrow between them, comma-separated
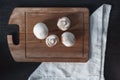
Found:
57,17 -> 71,31
33,23 -> 48,40
46,34 -> 59,47
61,32 -> 76,47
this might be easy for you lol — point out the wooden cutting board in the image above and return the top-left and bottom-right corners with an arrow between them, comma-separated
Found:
8,8 -> 89,62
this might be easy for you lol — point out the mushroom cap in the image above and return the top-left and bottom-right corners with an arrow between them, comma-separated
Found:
61,32 -> 75,47
57,17 -> 71,31
33,23 -> 48,40
46,34 -> 59,47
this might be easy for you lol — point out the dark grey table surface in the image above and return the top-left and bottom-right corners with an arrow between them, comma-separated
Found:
0,0 -> 120,80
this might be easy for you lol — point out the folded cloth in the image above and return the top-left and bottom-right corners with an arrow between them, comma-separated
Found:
28,4 -> 111,80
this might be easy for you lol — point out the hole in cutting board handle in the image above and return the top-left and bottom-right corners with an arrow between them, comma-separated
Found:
7,24 -> 19,45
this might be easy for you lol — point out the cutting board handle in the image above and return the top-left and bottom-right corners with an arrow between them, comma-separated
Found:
0,24 -> 19,45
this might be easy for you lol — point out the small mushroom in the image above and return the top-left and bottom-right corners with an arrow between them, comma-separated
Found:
46,34 -> 59,47
57,17 -> 71,31
61,32 -> 75,47
33,23 -> 48,40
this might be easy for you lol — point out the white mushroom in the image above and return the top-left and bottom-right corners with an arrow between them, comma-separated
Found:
61,32 -> 75,47
57,17 -> 71,31
33,23 -> 48,40
46,34 -> 59,47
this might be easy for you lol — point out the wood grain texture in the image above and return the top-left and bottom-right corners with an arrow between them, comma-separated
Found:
8,8 -> 89,62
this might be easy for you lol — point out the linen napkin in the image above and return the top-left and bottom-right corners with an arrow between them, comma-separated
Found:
28,4 -> 111,80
